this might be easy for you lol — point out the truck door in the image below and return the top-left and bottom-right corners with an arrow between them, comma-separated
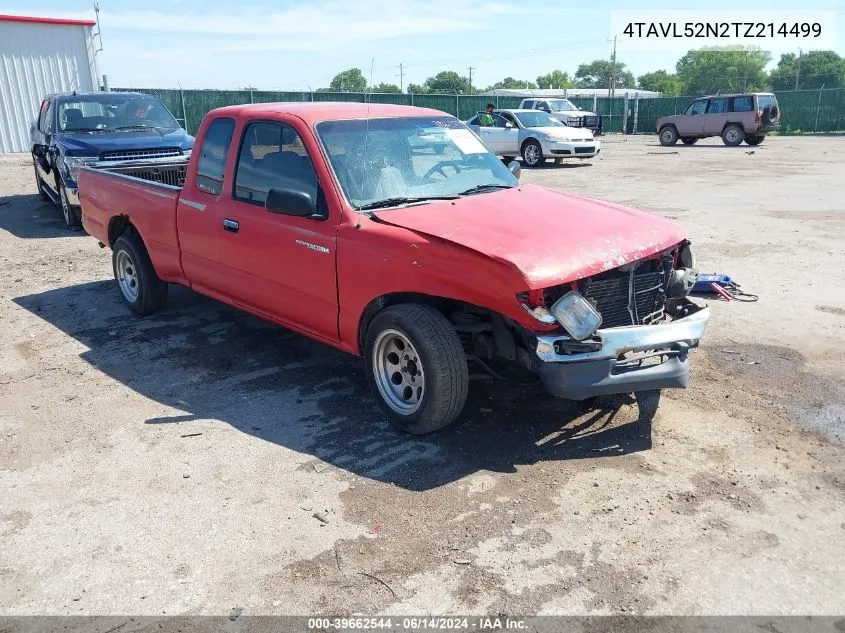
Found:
32,99 -> 54,185
210,119 -> 339,342
676,99 -> 706,136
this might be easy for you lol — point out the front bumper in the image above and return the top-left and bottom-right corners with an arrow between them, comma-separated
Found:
542,139 -> 600,158
533,302 -> 710,400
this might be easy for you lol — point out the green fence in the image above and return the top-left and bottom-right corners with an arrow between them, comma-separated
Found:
118,87 -> 845,136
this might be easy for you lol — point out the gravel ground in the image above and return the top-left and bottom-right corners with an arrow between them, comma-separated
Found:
1,134 -> 844,616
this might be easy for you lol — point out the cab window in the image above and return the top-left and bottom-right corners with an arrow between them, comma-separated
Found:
195,118 -> 235,195
234,121 -> 322,213
37,100 -> 50,132
686,100 -> 707,115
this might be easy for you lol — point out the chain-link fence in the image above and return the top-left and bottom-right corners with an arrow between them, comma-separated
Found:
118,87 -> 845,136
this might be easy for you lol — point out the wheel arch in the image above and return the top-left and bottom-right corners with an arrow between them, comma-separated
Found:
357,292 -> 465,356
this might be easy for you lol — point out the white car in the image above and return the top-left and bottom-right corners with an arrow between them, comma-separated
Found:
465,109 -> 600,167
519,98 -> 603,135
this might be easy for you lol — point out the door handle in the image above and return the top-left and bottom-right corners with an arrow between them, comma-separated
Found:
223,218 -> 239,233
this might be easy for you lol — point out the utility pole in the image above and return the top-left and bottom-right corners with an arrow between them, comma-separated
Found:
468,66 -> 475,94
794,49 -> 802,91
609,35 -> 617,100
397,62 -> 405,93
743,50 -> 748,93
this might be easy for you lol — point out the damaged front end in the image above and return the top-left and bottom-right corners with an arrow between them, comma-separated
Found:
517,242 -> 709,400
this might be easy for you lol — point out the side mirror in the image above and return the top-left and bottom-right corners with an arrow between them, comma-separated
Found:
504,122 -> 514,129
507,160 -> 521,180
266,188 -> 315,217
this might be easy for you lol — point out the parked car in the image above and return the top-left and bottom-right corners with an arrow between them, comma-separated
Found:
30,91 -> 194,229
519,98 -> 603,135
78,102 -> 708,435
656,93 -> 781,147
407,125 -> 449,154
465,109 -> 600,167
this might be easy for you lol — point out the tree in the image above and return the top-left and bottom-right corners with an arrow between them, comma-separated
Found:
637,70 -> 684,96
406,82 -> 425,94
769,50 -> 845,90
371,82 -> 402,93
574,60 -> 635,89
534,70 -> 573,89
328,68 -> 367,92
241,85 -> 258,91
675,47 -> 771,95
418,71 -> 473,94
487,77 -> 537,90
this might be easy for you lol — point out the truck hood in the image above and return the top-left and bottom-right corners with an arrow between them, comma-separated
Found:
372,185 -> 686,289
57,128 -> 194,157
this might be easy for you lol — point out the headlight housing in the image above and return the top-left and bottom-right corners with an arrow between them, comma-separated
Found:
546,134 -> 572,142
61,156 -> 94,184
550,291 -> 603,340
182,148 -> 192,157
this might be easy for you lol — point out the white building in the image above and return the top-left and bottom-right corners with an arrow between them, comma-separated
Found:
0,14 -> 99,153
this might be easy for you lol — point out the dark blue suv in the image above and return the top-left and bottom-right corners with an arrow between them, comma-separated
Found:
30,91 -> 194,229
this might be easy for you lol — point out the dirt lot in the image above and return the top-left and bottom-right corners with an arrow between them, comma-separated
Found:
1,135 -> 844,616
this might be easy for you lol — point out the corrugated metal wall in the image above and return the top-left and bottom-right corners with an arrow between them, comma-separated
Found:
0,21 -> 97,153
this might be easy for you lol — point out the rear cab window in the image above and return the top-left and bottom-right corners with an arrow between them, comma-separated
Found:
523,100 -> 535,109
195,118 -> 235,195
757,94 -> 778,109
233,120 -> 322,213
731,96 -> 754,112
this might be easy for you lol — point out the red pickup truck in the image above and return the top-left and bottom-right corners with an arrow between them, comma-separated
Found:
78,102 -> 709,434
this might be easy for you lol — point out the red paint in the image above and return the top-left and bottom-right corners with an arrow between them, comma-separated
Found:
79,103 -> 689,357
0,14 -> 96,27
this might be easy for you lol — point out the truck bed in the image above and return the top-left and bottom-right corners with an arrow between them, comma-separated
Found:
78,160 -> 188,284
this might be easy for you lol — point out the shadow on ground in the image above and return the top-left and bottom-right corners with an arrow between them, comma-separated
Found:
14,281 -> 657,491
0,193 -> 86,239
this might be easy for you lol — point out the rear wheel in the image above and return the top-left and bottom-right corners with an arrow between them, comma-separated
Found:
721,124 -> 745,147
681,137 -> 698,145
745,135 -> 764,146
112,231 -> 168,316
521,139 -> 543,167
365,304 -> 468,434
659,126 -> 678,146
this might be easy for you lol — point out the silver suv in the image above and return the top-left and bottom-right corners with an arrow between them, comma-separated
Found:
656,93 -> 780,147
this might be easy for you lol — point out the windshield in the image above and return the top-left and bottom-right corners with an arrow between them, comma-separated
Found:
57,96 -> 180,132
316,116 -> 518,210
514,111 -> 565,128
548,100 -> 578,112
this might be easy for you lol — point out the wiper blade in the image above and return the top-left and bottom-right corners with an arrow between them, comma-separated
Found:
357,195 -> 458,211
64,127 -> 105,132
114,125 -> 156,130
457,184 -> 514,196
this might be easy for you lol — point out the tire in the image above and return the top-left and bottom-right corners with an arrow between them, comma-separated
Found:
681,137 -> 698,145
721,124 -> 745,147
33,159 -> 50,202
56,179 -> 82,230
745,135 -> 764,146
112,231 -> 168,316
521,139 -> 543,167
658,126 -> 678,146
365,303 -> 468,435
762,105 -> 779,125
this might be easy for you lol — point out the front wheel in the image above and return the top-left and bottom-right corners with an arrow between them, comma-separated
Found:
57,180 -> 82,230
112,231 -> 168,316
33,160 -> 50,202
521,139 -> 543,168
659,126 -> 678,146
365,304 -> 468,434
745,135 -> 764,146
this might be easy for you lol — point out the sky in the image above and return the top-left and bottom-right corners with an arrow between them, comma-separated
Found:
2,0 -> 844,90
